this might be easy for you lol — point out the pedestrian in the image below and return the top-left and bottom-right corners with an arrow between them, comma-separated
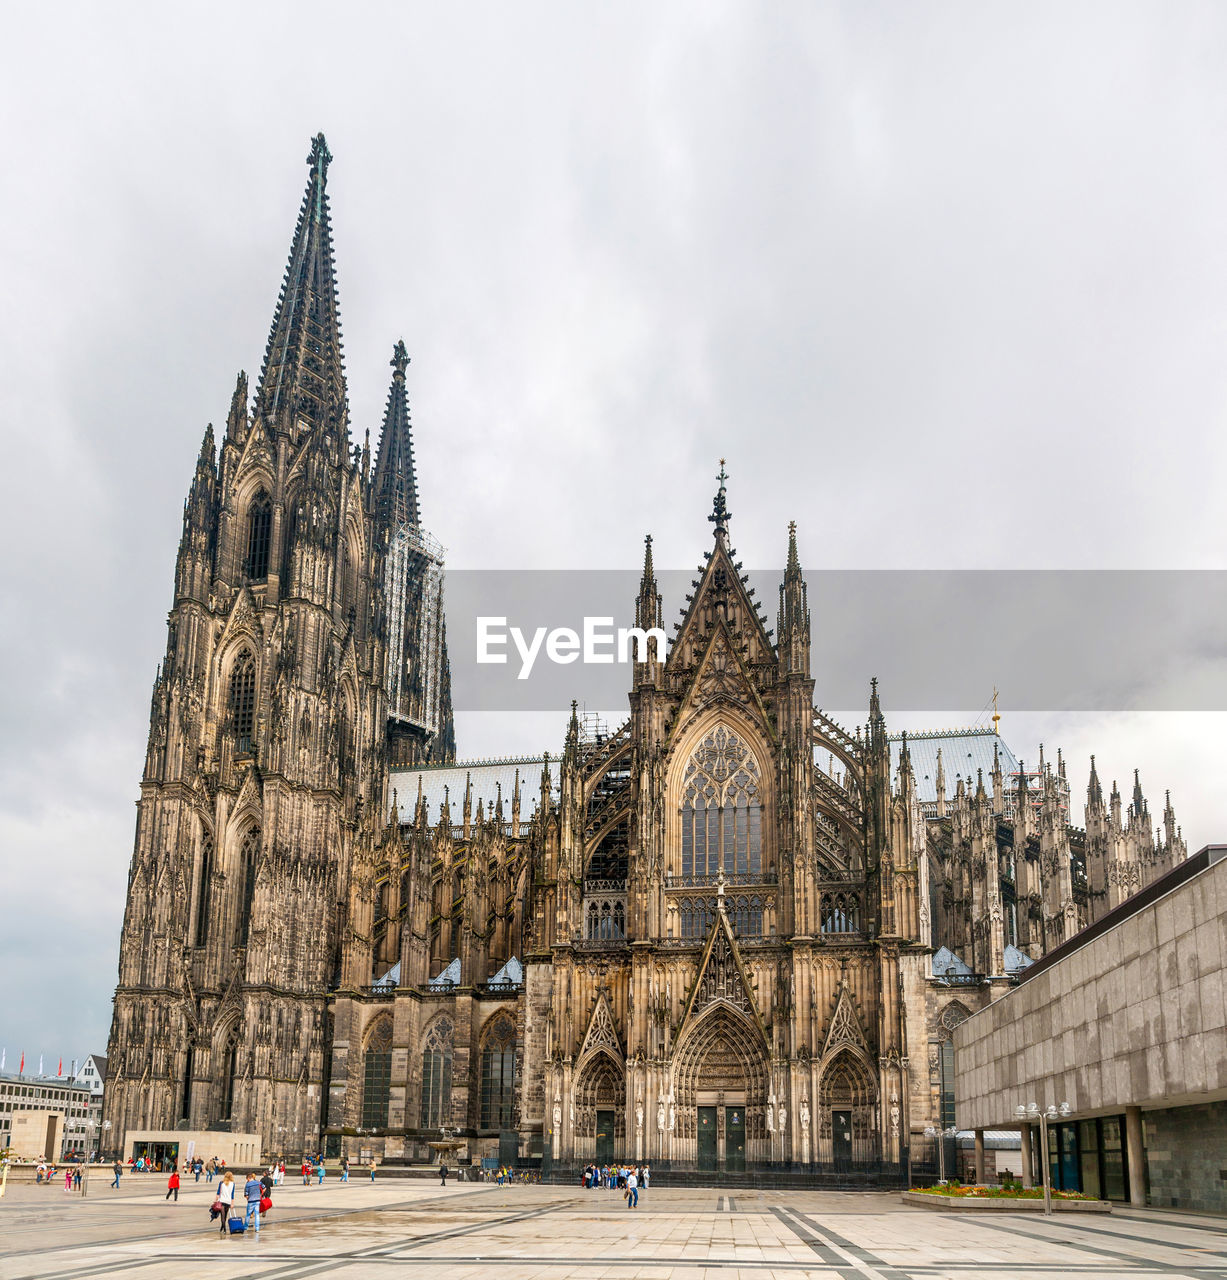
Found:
302,1159 -> 310,1186
166,1165 -> 180,1202
626,1167 -> 638,1209
642,1163 -> 650,1192
206,1158 -> 215,1184
369,1158 -> 377,1182
243,1171 -> 263,1234
316,1158 -> 325,1185
217,1171 -> 236,1234
111,1159 -> 122,1189
194,1159 -> 202,1182
439,1163 -> 448,1186
73,1166 -> 82,1190
341,1155 -> 349,1183
65,1167 -> 73,1191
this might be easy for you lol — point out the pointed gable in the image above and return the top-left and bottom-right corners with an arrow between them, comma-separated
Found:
820,981 -> 870,1061
678,906 -> 768,1046
577,987 -> 624,1064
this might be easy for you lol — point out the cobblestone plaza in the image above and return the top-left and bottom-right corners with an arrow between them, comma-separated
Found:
1,1177 -> 1225,1280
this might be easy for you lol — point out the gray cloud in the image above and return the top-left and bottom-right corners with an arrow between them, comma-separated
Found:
3,0 -> 1226,1061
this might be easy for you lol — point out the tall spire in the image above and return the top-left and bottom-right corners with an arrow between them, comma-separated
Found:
708,458 -> 731,541
777,520 -> 810,678
373,339 -> 420,529
257,133 -> 347,439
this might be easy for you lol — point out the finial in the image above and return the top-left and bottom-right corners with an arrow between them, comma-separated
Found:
391,339 -> 409,381
708,459 -> 732,538
991,686 -> 1000,735
308,132 -> 331,175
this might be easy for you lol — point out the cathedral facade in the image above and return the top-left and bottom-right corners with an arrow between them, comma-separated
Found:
105,138 -> 1187,1177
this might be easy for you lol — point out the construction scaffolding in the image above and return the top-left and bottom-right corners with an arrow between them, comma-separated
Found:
384,521 -> 446,743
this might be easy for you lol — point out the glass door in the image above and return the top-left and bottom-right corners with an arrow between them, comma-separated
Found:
595,1110 -> 615,1165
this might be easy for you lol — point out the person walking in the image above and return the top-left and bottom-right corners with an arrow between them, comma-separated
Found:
316,1158 -> 325,1185
165,1165 -> 180,1202
302,1159 -> 310,1185
217,1171 -> 236,1234
625,1167 -> 638,1209
439,1163 -> 448,1187
369,1158 -> 377,1182
243,1171 -> 263,1234
111,1159 -> 122,1190
206,1158 -> 215,1184
341,1155 -> 349,1183
194,1159 -> 202,1183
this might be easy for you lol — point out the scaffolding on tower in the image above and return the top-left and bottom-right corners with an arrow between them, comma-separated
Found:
384,521 -> 447,748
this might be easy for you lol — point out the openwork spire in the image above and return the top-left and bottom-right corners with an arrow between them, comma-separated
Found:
257,133 -> 348,437
373,339 -> 420,529
708,458 -> 732,540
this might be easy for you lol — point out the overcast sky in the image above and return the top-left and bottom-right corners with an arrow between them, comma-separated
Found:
3,1 -> 1227,1066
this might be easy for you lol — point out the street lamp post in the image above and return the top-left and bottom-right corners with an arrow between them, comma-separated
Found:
923,1124 -> 958,1182
100,1119 -> 112,1163
1015,1101 -> 1071,1216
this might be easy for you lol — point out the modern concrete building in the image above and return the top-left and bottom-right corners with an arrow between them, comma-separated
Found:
954,844 -> 1227,1211
0,1072 -> 92,1158
9,1110 -> 65,1160
123,1129 -> 261,1170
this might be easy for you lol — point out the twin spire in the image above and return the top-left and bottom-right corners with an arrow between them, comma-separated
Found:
257,134 -> 347,436
254,134 -> 420,529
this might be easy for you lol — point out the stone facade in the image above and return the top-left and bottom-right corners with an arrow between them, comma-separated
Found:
1144,1100 -> 1227,1213
107,136 -> 1190,1173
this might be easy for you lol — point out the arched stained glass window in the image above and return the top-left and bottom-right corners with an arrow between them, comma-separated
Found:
236,827 -> 260,947
228,650 -> 256,755
362,1017 -> 394,1129
679,726 -> 762,878
820,892 -> 861,934
420,1017 -> 454,1129
244,489 -> 272,581
479,1013 -> 517,1130
194,832 -> 213,947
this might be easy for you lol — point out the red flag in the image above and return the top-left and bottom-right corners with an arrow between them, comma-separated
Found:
58,1057 -> 63,1077
19,1051 -> 24,1074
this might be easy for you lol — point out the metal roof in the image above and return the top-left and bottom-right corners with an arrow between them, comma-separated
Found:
889,729 -> 1020,803
390,757 -> 560,827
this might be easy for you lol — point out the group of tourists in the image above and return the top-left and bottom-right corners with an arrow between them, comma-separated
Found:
34,1162 -> 82,1190
209,1166 -> 275,1235
582,1163 -> 649,1207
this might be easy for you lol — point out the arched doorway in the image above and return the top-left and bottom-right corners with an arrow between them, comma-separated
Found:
817,1049 -> 878,1169
573,1052 -> 625,1164
673,1006 -> 769,1171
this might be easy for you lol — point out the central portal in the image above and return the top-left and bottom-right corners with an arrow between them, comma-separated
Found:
595,1110 -> 615,1165
696,1105 -> 745,1172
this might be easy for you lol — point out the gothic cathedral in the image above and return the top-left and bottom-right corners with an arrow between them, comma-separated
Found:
106,138 -> 1187,1178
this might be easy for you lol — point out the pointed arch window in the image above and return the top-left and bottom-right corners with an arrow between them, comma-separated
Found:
193,832 -> 214,947
479,1013 -> 517,1129
420,1017 -> 454,1129
220,1030 -> 241,1121
236,826 -> 260,947
244,489 -> 272,581
362,1017 -> 394,1129
680,726 -> 762,878
820,892 -> 861,934
228,651 -> 257,755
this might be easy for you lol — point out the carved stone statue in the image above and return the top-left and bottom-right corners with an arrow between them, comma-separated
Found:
657,1100 -> 666,1132
636,1097 -> 644,1132
778,1103 -> 787,1132
799,1097 -> 810,1132
553,1100 -> 562,1129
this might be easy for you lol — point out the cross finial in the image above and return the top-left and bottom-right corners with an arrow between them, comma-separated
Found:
709,460 -> 732,538
391,339 -> 409,380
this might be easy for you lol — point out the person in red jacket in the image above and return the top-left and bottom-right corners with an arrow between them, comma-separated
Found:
165,1165 -> 180,1202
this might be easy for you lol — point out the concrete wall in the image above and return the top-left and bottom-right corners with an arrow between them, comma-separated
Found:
10,1111 -> 63,1160
954,853 -> 1227,1130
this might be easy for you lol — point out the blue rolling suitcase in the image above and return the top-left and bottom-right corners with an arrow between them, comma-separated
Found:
228,1216 -> 246,1234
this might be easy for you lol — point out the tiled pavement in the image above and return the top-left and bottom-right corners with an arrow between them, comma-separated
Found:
1,1175 -> 1226,1279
